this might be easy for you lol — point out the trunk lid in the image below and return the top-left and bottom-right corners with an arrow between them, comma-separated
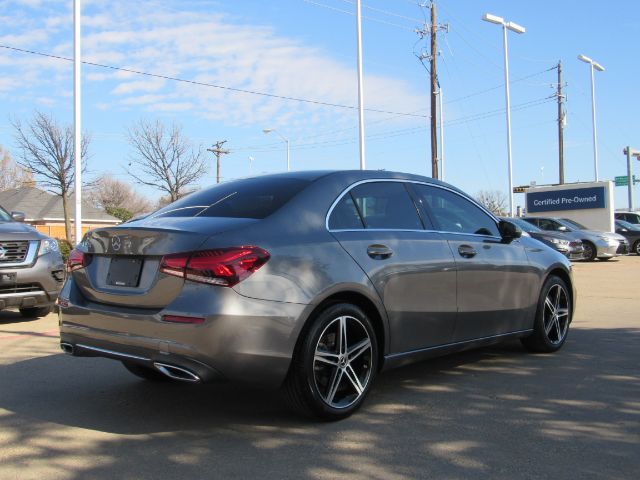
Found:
73,217 -> 257,308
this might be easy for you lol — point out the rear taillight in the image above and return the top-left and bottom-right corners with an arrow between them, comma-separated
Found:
160,246 -> 270,287
66,248 -> 92,272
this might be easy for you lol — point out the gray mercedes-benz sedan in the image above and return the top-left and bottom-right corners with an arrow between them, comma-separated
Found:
59,170 -> 576,420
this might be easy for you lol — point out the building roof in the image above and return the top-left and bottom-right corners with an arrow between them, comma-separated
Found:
0,187 -> 119,223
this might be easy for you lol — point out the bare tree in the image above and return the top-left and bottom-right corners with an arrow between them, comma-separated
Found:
475,190 -> 508,216
87,174 -> 152,219
0,145 -> 35,190
126,120 -> 207,203
11,112 -> 89,242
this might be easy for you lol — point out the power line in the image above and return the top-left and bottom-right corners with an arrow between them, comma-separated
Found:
337,0 -> 421,23
432,0 -> 553,64
0,43 -> 428,119
246,97 -> 555,152
283,66 -> 557,144
445,66 -> 556,104
302,0 -> 415,31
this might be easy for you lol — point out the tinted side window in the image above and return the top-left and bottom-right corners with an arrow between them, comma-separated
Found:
414,185 -> 500,236
524,218 -> 539,227
538,219 -> 560,231
329,193 -> 364,230
151,177 -> 311,219
349,182 -> 423,230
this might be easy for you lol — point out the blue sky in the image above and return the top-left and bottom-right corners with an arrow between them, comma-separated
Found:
0,0 -> 638,209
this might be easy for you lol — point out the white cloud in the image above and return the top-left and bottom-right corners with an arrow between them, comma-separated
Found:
0,1 -> 426,134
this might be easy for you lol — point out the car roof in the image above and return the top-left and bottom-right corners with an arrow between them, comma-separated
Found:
260,169 -> 449,184
263,169 -> 465,194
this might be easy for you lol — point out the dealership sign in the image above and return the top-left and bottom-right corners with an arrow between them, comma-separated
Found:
526,186 -> 606,213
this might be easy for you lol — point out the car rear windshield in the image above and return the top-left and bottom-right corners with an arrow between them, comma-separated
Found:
150,177 -> 311,219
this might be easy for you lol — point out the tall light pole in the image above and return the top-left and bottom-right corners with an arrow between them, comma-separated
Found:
73,0 -> 82,243
355,0 -> 366,170
263,128 -> 290,172
482,13 -> 525,217
578,54 -> 605,181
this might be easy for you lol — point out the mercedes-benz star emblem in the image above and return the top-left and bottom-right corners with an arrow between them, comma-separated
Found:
111,236 -> 121,252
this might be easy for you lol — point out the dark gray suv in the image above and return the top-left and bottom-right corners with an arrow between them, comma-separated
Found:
59,171 -> 575,419
0,206 -> 65,317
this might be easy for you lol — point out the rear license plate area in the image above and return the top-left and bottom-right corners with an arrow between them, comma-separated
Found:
106,257 -> 143,287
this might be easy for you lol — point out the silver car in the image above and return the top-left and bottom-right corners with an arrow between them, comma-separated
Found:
0,207 -> 65,317
523,217 -> 628,261
59,171 -> 575,420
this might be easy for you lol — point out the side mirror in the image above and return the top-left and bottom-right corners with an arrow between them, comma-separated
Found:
498,220 -> 522,243
11,211 -> 25,222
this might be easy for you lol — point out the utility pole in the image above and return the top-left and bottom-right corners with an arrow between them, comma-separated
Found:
557,61 -> 565,184
207,141 -> 229,184
416,1 -> 448,179
429,1 -> 438,179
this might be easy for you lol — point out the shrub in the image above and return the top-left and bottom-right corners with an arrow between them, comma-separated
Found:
56,238 -> 73,261
106,206 -> 134,222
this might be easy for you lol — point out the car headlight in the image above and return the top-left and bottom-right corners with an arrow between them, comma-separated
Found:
38,238 -> 60,256
550,238 -> 569,246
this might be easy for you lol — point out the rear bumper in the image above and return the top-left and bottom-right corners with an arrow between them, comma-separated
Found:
60,338 -> 224,383
58,280 -> 307,387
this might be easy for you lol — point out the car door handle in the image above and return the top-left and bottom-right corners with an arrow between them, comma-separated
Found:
458,245 -> 477,258
367,244 -> 393,259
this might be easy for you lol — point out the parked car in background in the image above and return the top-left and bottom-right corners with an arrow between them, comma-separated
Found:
523,216 -> 628,261
615,220 -> 640,255
0,205 -> 65,317
502,217 -> 584,260
58,171 -> 575,420
615,211 -> 640,225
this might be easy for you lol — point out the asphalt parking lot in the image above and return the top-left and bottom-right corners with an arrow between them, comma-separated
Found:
0,256 -> 638,480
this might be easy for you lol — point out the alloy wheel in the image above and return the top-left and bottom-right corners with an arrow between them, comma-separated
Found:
583,242 -> 595,261
313,315 -> 373,409
543,284 -> 570,345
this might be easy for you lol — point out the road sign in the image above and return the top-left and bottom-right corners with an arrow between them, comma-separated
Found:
616,176 -> 629,186
615,175 -> 639,187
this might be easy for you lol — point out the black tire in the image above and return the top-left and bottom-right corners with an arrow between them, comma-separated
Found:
582,241 -> 597,261
283,303 -> 378,421
521,275 -> 571,353
122,361 -> 168,382
599,257 -> 612,261
633,240 -> 640,256
19,305 -> 52,318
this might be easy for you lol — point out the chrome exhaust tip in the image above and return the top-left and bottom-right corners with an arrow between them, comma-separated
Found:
153,362 -> 201,383
60,342 -> 74,355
